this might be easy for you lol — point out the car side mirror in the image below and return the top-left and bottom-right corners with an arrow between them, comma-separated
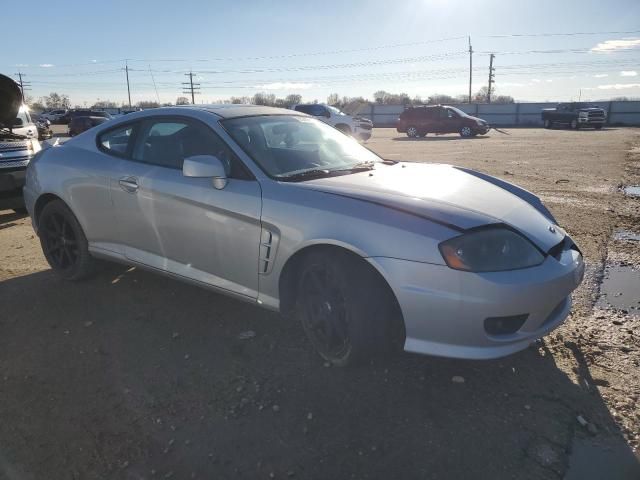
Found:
183,155 -> 228,190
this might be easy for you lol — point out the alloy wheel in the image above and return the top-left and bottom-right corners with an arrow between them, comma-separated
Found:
41,212 -> 79,270
461,126 -> 472,137
407,126 -> 418,138
299,263 -> 351,360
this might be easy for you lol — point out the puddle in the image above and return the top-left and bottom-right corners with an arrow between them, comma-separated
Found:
624,185 -> 640,197
614,230 -> 640,242
597,265 -> 640,312
565,435 -> 640,480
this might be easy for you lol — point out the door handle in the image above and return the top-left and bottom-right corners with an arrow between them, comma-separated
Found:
118,177 -> 139,193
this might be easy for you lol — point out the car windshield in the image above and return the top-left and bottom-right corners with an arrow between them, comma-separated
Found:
223,115 -> 380,179
447,106 -> 468,117
327,105 -> 346,116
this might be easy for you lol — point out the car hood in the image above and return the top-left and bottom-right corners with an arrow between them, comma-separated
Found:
296,163 -> 564,251
466,115 -> 487,124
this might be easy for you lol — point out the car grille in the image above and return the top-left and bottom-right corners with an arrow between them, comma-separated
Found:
0,141 -> 31,152
0,157 -> 30,169
587,111 -> 605,120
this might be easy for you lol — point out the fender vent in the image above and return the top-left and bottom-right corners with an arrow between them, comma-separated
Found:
259,229 -> 276,275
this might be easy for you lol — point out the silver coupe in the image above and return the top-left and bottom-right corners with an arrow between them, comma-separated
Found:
24,105 -> 584,365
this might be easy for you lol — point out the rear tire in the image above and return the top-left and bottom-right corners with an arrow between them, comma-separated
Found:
406,126 -> 418,138
295,250 -> 404,366
38,200 -> 95,281
595,125 -> 603,130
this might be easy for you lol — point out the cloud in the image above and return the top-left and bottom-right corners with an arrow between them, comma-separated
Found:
596,83 -> 640,90
593,73 -> 609,78
620,70 -> 638,77
545,79 -> 553,83
255,82 -> 314,90
15,63 -> 29,67
591,38 -> 640,53
39,63 -> 54,68
531,78 -> 541,83
496,82 -> 528,87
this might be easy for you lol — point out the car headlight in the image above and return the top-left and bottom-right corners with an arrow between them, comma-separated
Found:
439,227 -> 545,272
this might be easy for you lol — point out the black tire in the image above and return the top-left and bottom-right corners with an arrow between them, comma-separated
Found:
594,125 -> 603,130
417,131 -> 427,138
295,250 -> 404,366
38,200 -> 95,281
335,124 -> 352,136
543,119 -> 552,129
570,119 -> 579,130
406,126 -> 418,138
12,207 -> 27,214
459,126 -> 473,137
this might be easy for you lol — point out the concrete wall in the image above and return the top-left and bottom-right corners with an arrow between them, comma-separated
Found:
355,101 -> 640,127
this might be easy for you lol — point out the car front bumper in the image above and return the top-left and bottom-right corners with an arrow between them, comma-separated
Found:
368,246 -> 584,360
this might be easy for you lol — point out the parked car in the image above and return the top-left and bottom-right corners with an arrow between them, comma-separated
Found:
39,109 -> 68,124
36,118 -> 53,140
292,103 -> 373,141
24,105 -> 584,366
397,105 -> 490,138
68,116 -> 109,136
59,109 -> 112,124
0,73 -> 41,212
541,103 -> 606,130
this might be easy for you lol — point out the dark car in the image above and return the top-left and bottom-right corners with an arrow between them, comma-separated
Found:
541,103 -> 606,130
397,105 -> 490,138
68,116 -> 109,136
60,109 -> 112,125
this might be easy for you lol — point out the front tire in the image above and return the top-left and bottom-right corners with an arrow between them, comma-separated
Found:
406,126 -> 418,138
459,126 -> 473,137
295,250 -> 404,366
39,200 -> 95,281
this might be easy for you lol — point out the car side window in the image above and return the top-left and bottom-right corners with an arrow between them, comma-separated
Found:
98,124 -> 135,157
133,118 -> 251,179
295,105 -> 312,114
310,105 -> 327,116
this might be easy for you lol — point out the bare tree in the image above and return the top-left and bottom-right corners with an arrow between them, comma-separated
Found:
285,94 -> 302,106
136,100 -> 160,109
92,100 -> 118,109
327,93 -> 340,105
176,96 -> 190,105
44,92 -> 71,109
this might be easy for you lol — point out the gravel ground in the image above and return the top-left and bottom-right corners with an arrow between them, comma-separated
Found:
0,126 -> 638,479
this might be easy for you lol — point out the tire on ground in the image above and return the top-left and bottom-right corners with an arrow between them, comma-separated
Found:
295,249 -> 404,366
38,199 -> 95,281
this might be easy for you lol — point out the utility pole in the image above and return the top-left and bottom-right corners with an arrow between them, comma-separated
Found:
14,72 -> 31,99
124,61 -> 132,108
182,71 -> 200,104
487,54 -> 495,104
468,36 -> 473,104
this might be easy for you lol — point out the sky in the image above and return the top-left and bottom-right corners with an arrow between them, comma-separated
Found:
3,0 -> 640,106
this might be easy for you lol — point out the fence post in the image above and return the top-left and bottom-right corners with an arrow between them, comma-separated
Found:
515,102 -> 520,126
607,101 -> 613,126
371,103 -> 375,127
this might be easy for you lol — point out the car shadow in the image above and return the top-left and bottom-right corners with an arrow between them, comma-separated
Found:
0,266 -> 638,479
392,135 -> 490,141
0,209 -> 27,226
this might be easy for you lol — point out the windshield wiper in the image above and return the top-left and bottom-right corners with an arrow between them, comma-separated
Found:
277,168 -> 332,182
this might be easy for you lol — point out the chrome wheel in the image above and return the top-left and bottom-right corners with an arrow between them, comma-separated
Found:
460,126 -> 473,137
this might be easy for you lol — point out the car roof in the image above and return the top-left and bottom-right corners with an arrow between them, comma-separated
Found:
179,104 -> 306,119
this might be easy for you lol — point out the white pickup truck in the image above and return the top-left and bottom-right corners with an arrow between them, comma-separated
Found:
292,104 -> 373,141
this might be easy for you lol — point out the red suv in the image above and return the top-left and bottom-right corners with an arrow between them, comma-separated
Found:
397,105 -> 490,138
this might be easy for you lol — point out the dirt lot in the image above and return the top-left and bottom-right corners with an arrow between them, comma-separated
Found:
1,127 -> 639,479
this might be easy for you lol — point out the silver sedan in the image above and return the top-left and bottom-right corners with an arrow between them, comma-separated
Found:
24,105 -> 584,366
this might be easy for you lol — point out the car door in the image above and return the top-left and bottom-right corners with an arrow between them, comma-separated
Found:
107,116 -> 263,299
